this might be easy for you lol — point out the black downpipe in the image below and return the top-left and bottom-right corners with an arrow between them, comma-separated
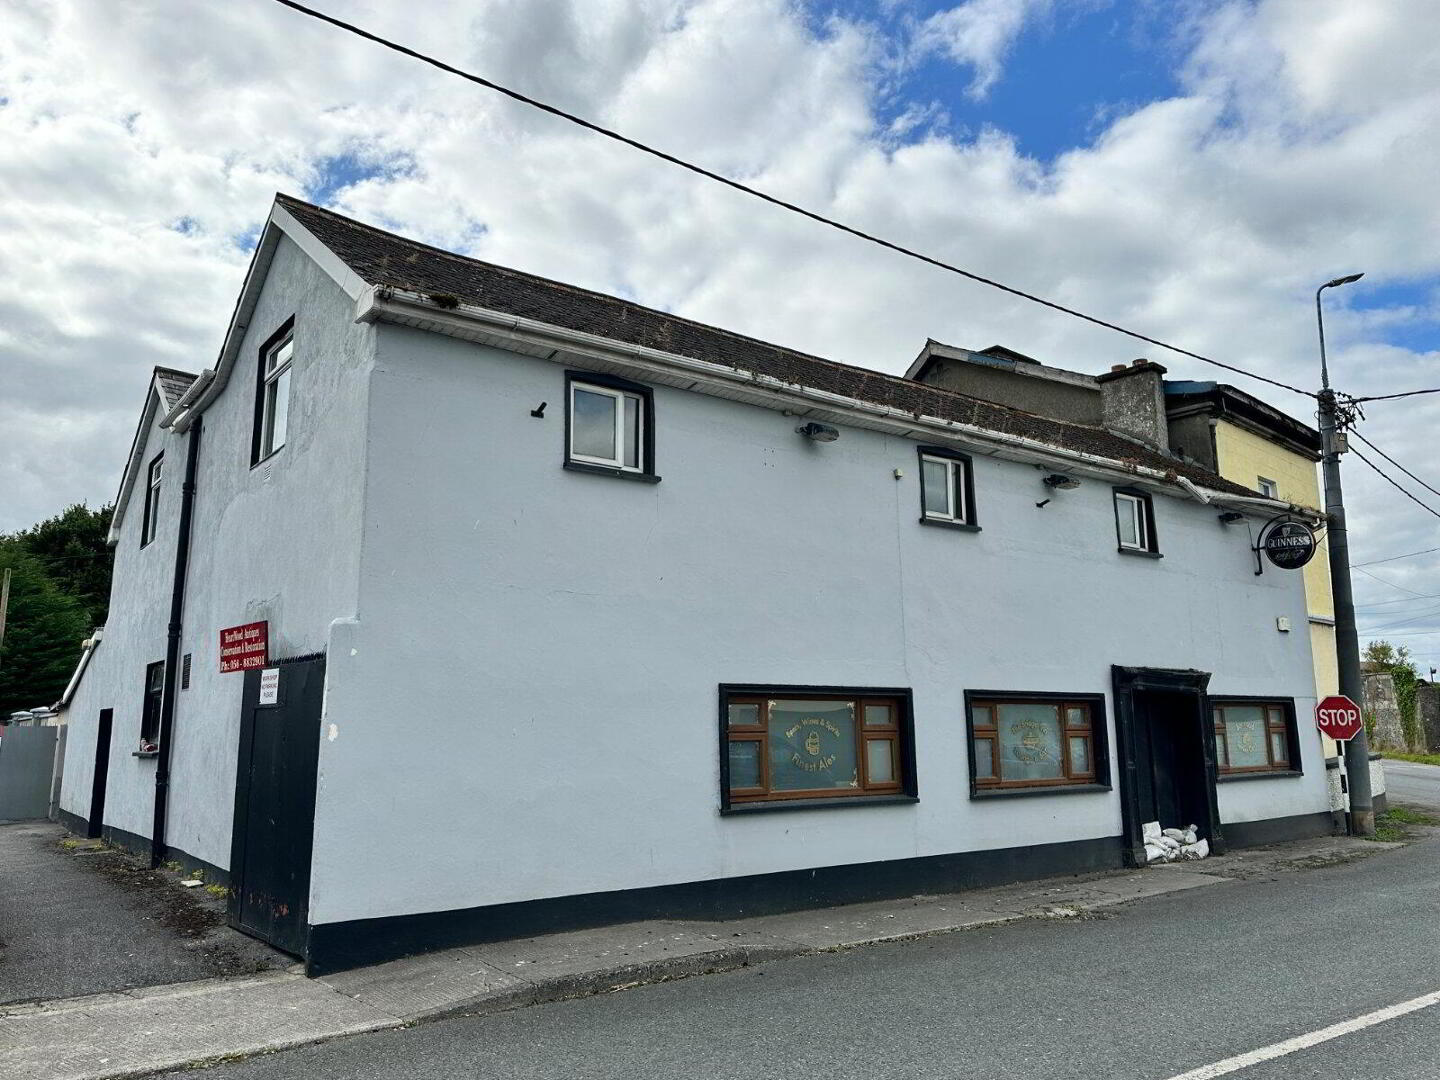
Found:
150,416 -> 202,868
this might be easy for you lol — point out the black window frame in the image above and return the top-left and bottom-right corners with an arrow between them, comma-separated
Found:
917,446 -> 980,532
964,690 -> 1112,799
140,452 -> 163,548
718,684 -> 918,814
139,660 -> 165,749
1113,486 -> 1161,557
563,370 -> 660,483
1210,695 -> 1302,780
251,316 -> 296,467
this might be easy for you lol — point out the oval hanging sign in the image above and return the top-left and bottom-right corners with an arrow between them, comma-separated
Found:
1263,520 -> 1318,570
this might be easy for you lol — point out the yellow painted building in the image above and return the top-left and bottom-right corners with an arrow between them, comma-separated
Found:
1165,384 -> 1336,752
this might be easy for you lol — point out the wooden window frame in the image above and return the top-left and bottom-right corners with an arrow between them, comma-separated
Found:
251,317 -> 295,467
965,690 -> 1110,797
719,685 -> 917,811
563,370 -> 659,482
1211,697 -> 1301,778
140,452 -> 163,548
139,660 -> 165,747
917,446 -> 979,531
1113,487 -> 1160,556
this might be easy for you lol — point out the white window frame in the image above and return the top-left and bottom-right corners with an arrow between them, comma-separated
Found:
920,454 -> 969,524
259,332 -> 293,460
569,381 -> 644,473
141,454 -> 163,547
1257,476 -> 1279,499
1115,491 -> 1149,551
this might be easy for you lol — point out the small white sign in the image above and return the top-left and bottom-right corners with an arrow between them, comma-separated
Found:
259,668 -> 280,705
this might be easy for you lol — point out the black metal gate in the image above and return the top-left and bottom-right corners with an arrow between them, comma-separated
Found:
228,654 -> 324,958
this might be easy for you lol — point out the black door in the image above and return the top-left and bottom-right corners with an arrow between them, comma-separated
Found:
87,708 -> 113,839
1112,667 -> 1223,866
229,656 -> 324,958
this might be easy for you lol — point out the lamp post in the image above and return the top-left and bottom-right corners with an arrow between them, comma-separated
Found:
1316,272 -> 1374,837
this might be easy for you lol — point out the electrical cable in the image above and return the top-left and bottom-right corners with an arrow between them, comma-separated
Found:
1348,446 -> 1440,522
1348,387 -> 1440,403
1350,429 -> 1440,503
1353,545 -> 1440,568
265,0 -> 1318,400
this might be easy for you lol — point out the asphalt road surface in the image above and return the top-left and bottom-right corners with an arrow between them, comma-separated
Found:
1384,758 -> 1440,812
166,833 -> 1440,1080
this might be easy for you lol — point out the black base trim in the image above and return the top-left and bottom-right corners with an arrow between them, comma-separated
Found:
56,807 -> 88,835
98,822 -> 232,888
1223,811 -> 1337,848
306,835 -> 1124,975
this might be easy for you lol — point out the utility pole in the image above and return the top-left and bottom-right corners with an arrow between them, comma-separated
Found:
0,566 -> 11,669
1316,272 -> 1374,837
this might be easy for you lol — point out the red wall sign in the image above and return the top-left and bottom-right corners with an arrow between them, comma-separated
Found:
219,621 -> 269,673
1315,695 -> 1363,742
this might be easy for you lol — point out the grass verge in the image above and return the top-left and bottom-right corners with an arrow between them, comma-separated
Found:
1371,805 -> 1439,843
1382,750 -> 1440,767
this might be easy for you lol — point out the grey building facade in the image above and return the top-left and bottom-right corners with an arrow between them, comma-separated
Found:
59,196 -> 1332,973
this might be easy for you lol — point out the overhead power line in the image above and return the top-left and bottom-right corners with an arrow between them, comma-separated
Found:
1353,545 -> 1440,568
266,0 -> 1318,400
1356,565 -> 1436,598
1350,429 -> 1440,503
1348,446 -> 1440,523
1349,387 -> 1440,403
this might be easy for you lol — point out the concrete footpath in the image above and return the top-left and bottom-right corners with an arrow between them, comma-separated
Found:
0,833 -> 1397,1080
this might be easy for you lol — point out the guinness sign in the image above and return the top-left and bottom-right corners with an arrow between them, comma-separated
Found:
1262,520 -> 1318,570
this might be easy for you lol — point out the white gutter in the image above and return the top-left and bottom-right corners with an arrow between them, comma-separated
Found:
160,369 -> 215,430
55,628 -> 102,711
357,286 -> 1301,514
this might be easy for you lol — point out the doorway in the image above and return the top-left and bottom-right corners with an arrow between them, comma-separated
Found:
228,655 -> 324,959
1112,667 -> 1223,866
87,708 -> 113,839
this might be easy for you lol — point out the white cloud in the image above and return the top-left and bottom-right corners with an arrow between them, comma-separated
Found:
2,0 -> 1438,653
909,0 -> 1052,100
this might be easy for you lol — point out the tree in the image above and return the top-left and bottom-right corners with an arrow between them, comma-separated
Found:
1363,640 -> 1414,671
9,504 -> 114,626
0,542 -> 91,719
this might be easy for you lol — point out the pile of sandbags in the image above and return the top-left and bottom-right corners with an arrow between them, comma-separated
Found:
1141,820 -> 1209,863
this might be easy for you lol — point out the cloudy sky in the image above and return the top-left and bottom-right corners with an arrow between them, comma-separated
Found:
3,0 -> 1437,661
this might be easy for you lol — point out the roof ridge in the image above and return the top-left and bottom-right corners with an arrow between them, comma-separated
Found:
154,365 -> 199,379
274,194 -> 1141,445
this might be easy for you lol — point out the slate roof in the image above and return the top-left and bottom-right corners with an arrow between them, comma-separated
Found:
155,367 -> 199,412
276,194 -> 1259,498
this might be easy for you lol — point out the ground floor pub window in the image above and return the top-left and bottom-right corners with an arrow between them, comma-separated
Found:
1212,699 -> 1298,775
721,687 -> 914,808
967,692 -> 1107,794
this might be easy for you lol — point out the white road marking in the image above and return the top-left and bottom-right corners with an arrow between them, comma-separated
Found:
1162,989 -> 1440,1079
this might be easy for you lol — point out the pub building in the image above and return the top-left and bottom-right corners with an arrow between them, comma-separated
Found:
57,196 -> 1333,974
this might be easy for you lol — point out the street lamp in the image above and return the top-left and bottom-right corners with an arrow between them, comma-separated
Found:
1315,271 -> 1374,837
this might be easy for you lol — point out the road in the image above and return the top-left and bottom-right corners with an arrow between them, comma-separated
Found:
165,832 -> 1440,1080
1384,758 -> 1440,812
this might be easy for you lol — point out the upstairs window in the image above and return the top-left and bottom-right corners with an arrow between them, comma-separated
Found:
564,372 -> 657,481
918,447 -> 978,530
140,453 -> 163,547
140,661 -> 164,749
252,318 -> 295,465
1257,477 -> 1279,499
1114,488 -> 1160,556
1213,699 -> 1298,776
721,687 -> 915,809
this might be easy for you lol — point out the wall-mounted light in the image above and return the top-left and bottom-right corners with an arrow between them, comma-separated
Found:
1218,511 -> 1245,524
797,421 -> 840,442
1042,474 -> 1081,490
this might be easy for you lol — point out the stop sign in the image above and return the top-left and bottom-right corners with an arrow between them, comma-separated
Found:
1316,695 -> 1363,741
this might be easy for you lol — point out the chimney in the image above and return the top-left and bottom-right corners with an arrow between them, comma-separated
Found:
1097,358 -> 1169,452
